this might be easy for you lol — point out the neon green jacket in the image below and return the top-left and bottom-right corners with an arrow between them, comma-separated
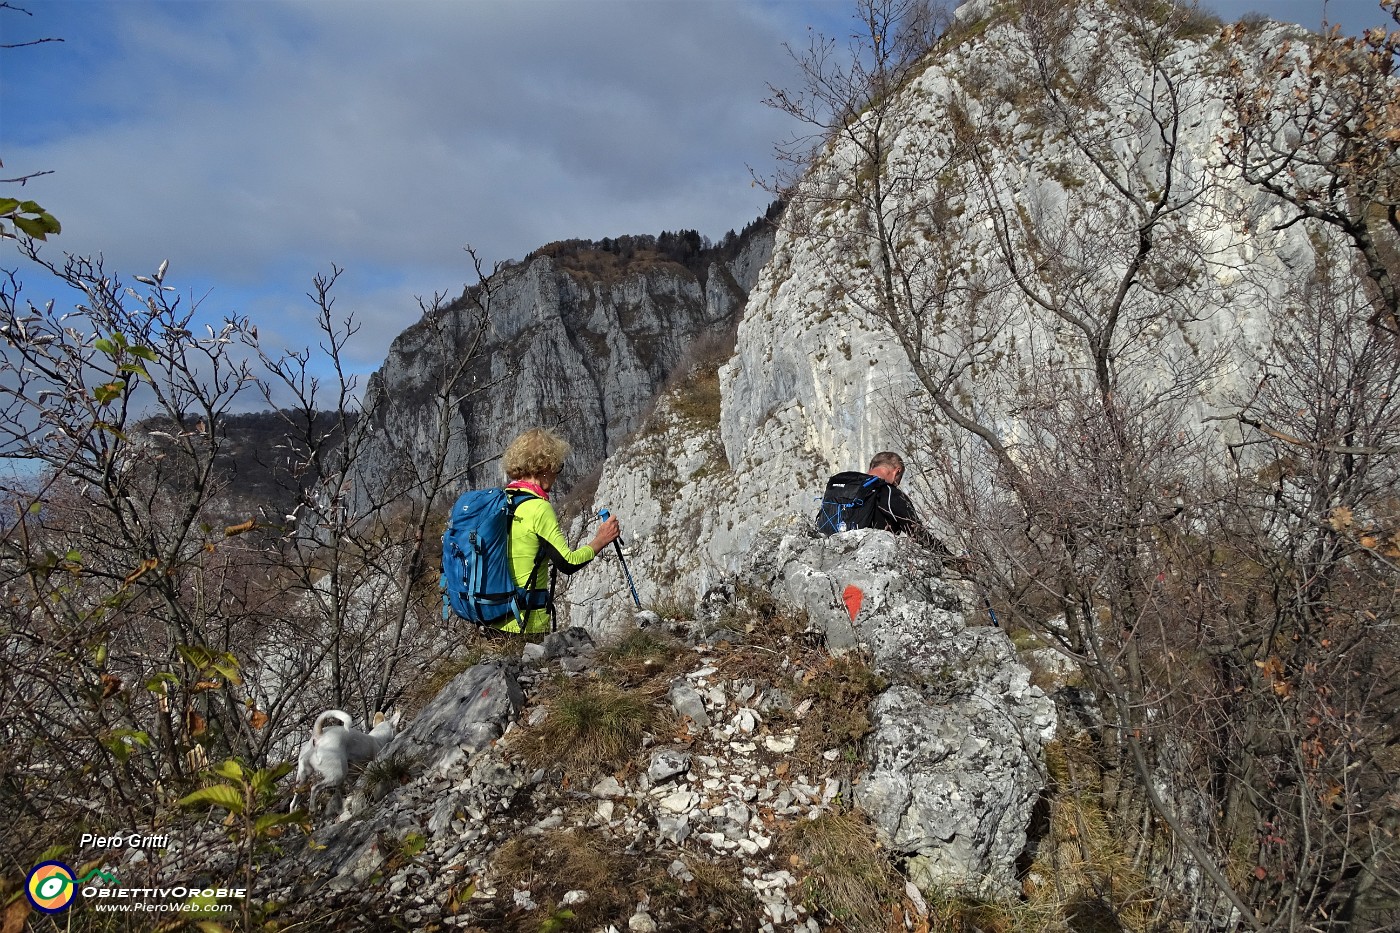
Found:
499,491 -> 596,634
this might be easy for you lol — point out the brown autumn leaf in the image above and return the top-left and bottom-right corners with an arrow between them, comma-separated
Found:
100,673 -> 122,699
2,898 -> 30,933
224,519 -> 255,536
122,557 -> 159,586
1328,506 -> 1354,531
185,709 -> 207,736
250,708 -> 269,730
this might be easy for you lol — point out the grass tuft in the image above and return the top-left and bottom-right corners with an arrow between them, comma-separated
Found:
362,748 -> 419,797
514,676 -> 664,781
785,809 -> 903,931
596,629 -> 689,689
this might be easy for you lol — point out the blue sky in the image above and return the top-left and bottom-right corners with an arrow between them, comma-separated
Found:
2,0 -> 1395,396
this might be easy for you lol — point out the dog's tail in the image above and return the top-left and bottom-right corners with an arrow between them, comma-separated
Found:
313,709 -> 354,737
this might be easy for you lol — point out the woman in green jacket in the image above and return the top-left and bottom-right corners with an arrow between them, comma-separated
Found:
497,428 -> 620,634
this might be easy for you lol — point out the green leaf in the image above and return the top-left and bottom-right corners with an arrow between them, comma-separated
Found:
128,345 -> 158,361
211,661 -> 242,685
94,338 -> 116,356
177,644 -> 214,668
144,672 -> 179,691
249,761 -> 293,795
211,760 -> 244,781
0,198 -> 20,214
178,784 -> 245,814
253,811 -> 300,835
93,382 -> 123,404
12,214 -> 51,239
34,844 -> 69,863
102,729 -> 149,763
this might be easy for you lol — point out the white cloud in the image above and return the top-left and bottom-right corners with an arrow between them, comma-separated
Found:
12,0 -> 1370,384
6,0 -> 822,374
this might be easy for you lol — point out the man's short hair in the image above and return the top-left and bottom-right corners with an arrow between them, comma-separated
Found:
868,451 -> 904,472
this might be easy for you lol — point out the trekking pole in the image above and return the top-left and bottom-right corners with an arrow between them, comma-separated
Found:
597,509 -> 642,608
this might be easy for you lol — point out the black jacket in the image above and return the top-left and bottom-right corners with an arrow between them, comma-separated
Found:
869,481 -> 922,536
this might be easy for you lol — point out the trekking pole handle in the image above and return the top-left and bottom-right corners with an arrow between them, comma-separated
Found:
597,508 -> 626,546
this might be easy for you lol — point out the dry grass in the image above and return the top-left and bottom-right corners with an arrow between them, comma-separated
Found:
922,894 -> 1044,933
790,652 -> 887,762
361,748 -> 419,798
1019,739 -> 1157,931
595,629 -> 691,689
512,675 -> 668,783
489,831 -> 761,932
668,366 -> 723,426
783,809 -> 903,932
490,828 -> 632,930
403,636 -> 523,712
673,858 -> 763,927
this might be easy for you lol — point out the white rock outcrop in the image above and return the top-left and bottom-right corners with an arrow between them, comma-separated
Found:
573,0 -> 1353,628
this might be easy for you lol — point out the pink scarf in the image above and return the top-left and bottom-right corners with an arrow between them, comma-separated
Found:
505,480 -> 549,501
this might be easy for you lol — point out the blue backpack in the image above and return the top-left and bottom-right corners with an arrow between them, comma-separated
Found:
441,488 -> 549,627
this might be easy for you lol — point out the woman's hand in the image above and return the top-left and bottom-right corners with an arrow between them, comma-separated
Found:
589,515 -> 620,552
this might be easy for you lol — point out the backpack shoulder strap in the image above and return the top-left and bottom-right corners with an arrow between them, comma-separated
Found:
503,488 -> 553,626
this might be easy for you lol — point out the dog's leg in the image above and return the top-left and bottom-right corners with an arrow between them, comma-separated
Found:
290,743 -> 313,813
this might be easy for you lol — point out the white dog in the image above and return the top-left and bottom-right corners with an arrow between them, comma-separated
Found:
291,708 -> 400,815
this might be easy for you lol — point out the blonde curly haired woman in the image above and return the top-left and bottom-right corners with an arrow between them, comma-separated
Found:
496,428 -> 620,634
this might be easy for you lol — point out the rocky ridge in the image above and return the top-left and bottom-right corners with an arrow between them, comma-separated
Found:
135,532 -> 1051,931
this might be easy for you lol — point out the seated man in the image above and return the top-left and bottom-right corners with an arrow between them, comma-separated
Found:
816,451 -> 923,537
863,451 -> 923,536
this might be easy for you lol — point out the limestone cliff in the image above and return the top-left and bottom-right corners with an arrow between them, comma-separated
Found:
349,219 -> 776,505
571,0 -> 1356,627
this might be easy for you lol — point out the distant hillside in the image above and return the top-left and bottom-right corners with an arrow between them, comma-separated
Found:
135,410 -> 352,523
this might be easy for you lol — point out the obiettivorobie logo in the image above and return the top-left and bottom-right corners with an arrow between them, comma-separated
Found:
25,859 -> 243,916
25,864 -> 122,913
25,862 -> 117,913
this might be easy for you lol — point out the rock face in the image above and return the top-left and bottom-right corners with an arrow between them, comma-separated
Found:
349,222 -> 775,505
754,530 -> 1056,897
571,0 -> 1353,631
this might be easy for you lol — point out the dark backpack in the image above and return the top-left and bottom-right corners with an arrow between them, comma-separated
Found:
441,488 -> 549,627
815,471 -> 888,535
